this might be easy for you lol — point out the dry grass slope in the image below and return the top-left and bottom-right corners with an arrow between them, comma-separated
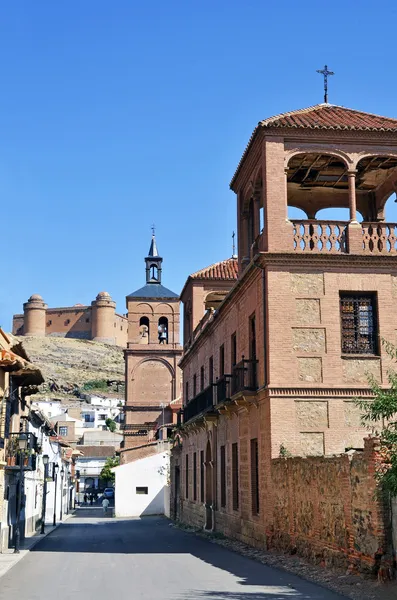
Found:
17,336 -> 125,399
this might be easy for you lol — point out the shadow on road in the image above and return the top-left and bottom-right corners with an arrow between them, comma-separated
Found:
30,515 -> 346,599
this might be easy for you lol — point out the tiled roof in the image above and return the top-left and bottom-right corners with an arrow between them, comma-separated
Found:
75,445 -> 116,458
230,103 -> 397,187
127,283 -> 179,299
190,257 -> 238,281
260,104 -> 397,131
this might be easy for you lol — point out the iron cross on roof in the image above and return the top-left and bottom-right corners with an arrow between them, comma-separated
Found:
316,65 -> 334,104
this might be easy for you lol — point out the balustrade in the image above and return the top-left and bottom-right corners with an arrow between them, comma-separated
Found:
292,220 -> 348,253
362,222 -> 397,254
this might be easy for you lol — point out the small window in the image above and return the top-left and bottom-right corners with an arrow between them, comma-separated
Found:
209,356 -> 214,385
114,323 -> 117,328
120,326 -> 123,331
200,450 -> 204,503
59,426 -> 68,437
340,294 -> 378,354
185,454 -> 189,499
47,320 -> 52,326
219,345 -> 225,376
200,366 -> 205,391
251,438 -> 259,515
136,487 -> 148,495
86,318 -> 90,323
185,381 -> 189,403
232,442 -> 239,511
220,445 -> 226,508
193,374 -> 197,397
193,452 -> 197,501
64,319 -> 70,326
231,332 -> 237,367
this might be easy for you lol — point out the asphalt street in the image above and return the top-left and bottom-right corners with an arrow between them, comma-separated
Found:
0,509 -> 347,600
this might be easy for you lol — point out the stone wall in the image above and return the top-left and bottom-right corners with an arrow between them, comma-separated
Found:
270,438 -> 388,574
173,437 -> 390,576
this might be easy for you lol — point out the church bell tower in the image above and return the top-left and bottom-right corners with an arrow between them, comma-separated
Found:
121,234 -> 182,460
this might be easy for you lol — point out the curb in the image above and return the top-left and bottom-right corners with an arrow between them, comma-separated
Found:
0,511 -> 75,579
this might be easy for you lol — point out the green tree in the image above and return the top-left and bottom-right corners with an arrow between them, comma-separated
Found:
100,456 -> 119,486
105,418 -> 117,432
356,339 -> 397,495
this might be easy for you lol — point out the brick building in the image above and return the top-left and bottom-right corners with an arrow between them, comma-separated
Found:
172,103 -> 397,570
120,235 -> 182,464
13,291 -> 127,347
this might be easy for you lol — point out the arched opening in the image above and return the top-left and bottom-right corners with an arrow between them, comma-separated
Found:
288,206 -> 308,220
204,291 -> 228,312
315,207 -> 363,222
139,316 -> 149,345
383,192 -> 397,222
205,440 -> 213,530
247,198 -> 255,249
158,316 -> 168,344
287,153 -> 350,218
356,155 -> 397,221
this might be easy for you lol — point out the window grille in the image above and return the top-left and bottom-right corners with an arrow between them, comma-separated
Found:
220,445 -> 226,508
232,443 -> 239,511
340,294 -> 377,354
250,438 -> 259,515
59,426 -> 68,437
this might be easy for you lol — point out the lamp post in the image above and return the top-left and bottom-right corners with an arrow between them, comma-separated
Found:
60,466 -> 65,521
14,432 -> 28,554
53,463 -> 59,526
40,455 -> 49,535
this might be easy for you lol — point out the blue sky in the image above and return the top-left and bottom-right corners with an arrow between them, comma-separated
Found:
2,0 -> 397,330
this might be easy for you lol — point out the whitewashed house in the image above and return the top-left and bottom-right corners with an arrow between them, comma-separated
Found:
113,444 -> 170,518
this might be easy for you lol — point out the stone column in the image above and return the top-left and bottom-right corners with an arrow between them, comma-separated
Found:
347,170 -> 362,253
348,170 -> 358,222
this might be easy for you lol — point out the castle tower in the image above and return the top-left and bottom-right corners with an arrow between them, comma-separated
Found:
122,234 -> 182,459
91,291 -> 117,344
23,294 -> 47,336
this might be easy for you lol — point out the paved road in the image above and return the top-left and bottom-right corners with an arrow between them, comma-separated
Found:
0,509 -> 347,600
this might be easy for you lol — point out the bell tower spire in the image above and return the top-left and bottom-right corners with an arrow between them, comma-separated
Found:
145,230 -> 163,284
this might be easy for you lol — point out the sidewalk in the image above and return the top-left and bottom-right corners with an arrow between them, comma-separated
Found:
0,512 -> 74,579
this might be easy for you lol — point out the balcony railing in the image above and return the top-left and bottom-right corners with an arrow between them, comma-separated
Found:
215,374 -> 232,404
5,432 -> 38,470
292,220 -> 348,253
183,384 -> 215,423
231,359 -> 258,396
362,222 -> 397,254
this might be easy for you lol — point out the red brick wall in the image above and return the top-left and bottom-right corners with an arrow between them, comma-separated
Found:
174,437 -> 389,575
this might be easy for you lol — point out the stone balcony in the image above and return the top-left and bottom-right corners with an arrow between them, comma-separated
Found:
251,221 -> 397,256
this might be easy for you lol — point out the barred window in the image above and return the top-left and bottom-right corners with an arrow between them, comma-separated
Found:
340,294 -> 378,354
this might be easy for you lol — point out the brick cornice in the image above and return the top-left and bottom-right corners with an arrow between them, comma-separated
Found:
256,251 -> 397,270
268,386 -> 377,398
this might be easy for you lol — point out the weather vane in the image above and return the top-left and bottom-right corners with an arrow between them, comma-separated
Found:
232,231 -> 237,258
151,224 -> 155,236
316,64 -> 334,104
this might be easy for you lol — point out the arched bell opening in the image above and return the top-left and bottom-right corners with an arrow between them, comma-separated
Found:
139,316 -> 149,345
158,316 -> 168,344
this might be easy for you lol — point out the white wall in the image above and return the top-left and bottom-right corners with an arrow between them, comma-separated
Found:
113,451 -> 170,518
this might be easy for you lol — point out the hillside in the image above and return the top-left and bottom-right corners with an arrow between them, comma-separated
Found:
14,336 -> 125,399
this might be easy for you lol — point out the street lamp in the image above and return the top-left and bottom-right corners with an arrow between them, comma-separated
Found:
14,432 -> 28,554
53,463 -> 59,527
60,466 -> 65,521
40,455 -> 49,535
